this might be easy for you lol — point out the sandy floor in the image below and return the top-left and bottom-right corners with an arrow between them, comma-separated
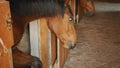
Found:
63,2 -> 120,68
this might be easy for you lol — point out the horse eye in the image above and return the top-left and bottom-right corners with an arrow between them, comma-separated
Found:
68,17 -> 73,21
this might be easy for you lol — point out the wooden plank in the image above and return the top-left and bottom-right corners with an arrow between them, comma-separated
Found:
0,1 -> 14,68
48,29 -> 52,68
60,43 -> 69,68
57,39 -> 60,68
56,40 -> 69,68
76,0 -> 83,23
30,20 -> 40,58
39,18 -> 51,68
0,49 -> 13,68
30,19 -> 57,68
0,1 -> 13,48
53,39 -> 69,68
69,0 -> 82,23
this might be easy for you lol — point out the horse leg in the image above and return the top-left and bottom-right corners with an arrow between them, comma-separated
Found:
31,56 -> 42,68
12,47 -> 42,68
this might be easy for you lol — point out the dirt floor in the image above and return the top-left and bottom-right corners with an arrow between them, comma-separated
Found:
63,2 -> 120,68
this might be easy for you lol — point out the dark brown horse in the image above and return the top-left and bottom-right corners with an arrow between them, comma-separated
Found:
12,48 -> 42,68
9,0 -> 76,68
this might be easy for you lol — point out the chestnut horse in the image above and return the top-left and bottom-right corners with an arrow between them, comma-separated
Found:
12,48 -> 42,68
79,0 -> 95,16
76,0 -> 95,23
9,0 -> 76,68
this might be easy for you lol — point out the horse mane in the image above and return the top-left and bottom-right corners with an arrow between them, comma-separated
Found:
9,0 -> 65,17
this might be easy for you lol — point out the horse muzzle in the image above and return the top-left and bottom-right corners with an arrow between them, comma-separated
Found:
67,41 -> 76,49
87,12 -> 94,16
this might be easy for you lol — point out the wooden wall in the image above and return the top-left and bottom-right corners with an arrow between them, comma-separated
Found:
0,1 -> 14,68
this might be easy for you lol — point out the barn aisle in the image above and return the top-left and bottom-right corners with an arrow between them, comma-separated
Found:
63,2 -> 120,68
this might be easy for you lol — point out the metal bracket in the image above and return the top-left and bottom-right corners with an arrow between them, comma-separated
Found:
6,14 -> 12,30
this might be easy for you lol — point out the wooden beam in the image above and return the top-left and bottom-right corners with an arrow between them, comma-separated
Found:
0,1 -> 14,68
30,20 -> 40,57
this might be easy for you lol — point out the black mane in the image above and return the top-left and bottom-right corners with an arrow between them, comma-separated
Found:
9,0 -> 65,17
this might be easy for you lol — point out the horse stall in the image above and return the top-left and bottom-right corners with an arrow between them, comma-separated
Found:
0,0 -> 14,68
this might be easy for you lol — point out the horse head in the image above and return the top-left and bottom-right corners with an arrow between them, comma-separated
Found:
80,0 -> 95,16
48,5 -> 76,49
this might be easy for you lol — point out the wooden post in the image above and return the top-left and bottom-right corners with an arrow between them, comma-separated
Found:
30,20 -> 40,58
69,0 -> 82,24
0,1 -> 14,68
59,43 -> 69,68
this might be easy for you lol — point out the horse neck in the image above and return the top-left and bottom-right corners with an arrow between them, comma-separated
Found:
10,0 -> 64,18
11,0 -> 65,45
12,14 -> 56,45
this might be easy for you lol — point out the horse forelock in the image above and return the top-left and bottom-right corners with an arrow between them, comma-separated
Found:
9,0 -> 65,17
66,4 -> 73,16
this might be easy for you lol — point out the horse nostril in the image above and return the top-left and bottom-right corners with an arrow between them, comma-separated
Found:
67,41 -> 74,49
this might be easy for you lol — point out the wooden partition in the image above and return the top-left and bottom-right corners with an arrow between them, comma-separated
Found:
0,1 -> 14,68
69,0 -> 82,24
29,19 -> 69,68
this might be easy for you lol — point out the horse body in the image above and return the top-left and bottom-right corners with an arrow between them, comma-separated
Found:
9,0 -> 76,68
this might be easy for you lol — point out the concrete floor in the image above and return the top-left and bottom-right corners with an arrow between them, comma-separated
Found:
63,2 -> 120,68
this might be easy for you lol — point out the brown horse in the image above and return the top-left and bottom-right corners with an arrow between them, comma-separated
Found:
10,0 -> 76,49
76,0 -> 95,23
12,48 -> 42,68
79,0 -> 95,16
9,0 -> 76,68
